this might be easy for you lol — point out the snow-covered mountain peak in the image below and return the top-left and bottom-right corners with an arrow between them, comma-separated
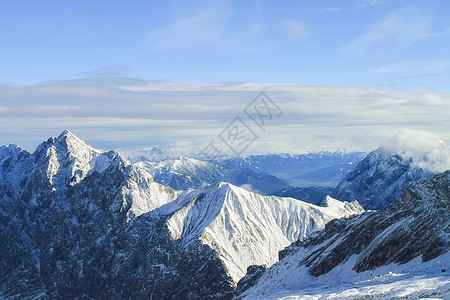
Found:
26,131 -> 136,188
33,131 -> 106,186
55,129 -> 100,155
333,145 -> 432,210
162,181 -> 365,283
1,131 -> 174,218
57,129 -> 74,139
217,180 -> 234,189
320,195 -> 341,207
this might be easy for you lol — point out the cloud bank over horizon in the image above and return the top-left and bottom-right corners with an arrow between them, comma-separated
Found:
381,129 -> 450,173
0,79 -> 449,156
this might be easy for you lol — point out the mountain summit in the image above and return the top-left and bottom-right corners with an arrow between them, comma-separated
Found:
157,182 -> 363,282
332,147 -> 431,210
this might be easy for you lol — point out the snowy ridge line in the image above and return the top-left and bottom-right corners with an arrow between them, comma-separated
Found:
154,182 -> 364,283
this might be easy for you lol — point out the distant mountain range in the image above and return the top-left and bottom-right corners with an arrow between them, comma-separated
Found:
128,146 -> 435,211
126,148 -> 365,197
133,155 -> 290,195
219,151 -> 365,187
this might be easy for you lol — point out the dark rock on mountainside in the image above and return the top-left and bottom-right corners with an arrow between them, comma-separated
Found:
234,265 -> 267,296
332,147 -> 431,210
281,170 -> 450,277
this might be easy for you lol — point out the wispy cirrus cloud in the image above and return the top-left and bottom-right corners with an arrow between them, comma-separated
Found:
359,0 -> 385,8
146,2 -> 233,51
372,59 -> 450,73
325,7 -> 341,12
342,6 -> 431,57
145,2 -> 309,53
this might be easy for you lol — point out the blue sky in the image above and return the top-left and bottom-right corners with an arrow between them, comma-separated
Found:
1,0 -> 450,154
2,0 -> 450,90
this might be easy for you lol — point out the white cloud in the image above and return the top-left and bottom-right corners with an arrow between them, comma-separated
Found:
145,1 -> 272,53
360,0 -> 385,8
381,129 -> 450,172
147,2 -> 232,50
238,183 -> 258,193
325,7 -> 341,12
279,19 -> 310,40
145,2 -> 309,53
1,79 -> 450,156
342,6 -> 431,57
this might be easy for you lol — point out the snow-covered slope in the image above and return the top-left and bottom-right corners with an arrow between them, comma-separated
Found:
240,170 -> 450,299
240,249 -> 450,299
332,147 -> 430,210
155,184 -> 364,283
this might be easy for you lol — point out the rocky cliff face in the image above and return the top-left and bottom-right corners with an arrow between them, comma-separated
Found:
332,147 -> 430,210
240,170 -> 450,298
294,170 -> 449,273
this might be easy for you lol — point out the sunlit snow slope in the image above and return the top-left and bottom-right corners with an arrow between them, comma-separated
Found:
155,183 -> 364,282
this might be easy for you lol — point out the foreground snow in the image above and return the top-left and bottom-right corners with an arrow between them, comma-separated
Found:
241,251 -> 450,299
